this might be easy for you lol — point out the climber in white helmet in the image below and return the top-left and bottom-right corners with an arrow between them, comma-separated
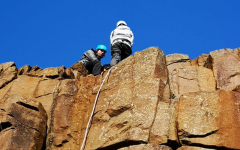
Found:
110,21 -> 134,67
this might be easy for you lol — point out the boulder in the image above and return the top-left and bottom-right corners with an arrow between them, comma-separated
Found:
190,58 -> 198,66
197,54 -> 208,67
70,61 -> 88,78
177,90 -> 240,149
0,62 -> 17,89
204,48 -> 240,91
38,66 -> 66,78
26,65 -> 43,77
18,64 -> 31,75
0,95 -> 47,150
167,64 -> 215,98
0,75 -> 59,118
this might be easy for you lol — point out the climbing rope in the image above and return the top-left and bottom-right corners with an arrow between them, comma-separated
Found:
80,67 -> 112,150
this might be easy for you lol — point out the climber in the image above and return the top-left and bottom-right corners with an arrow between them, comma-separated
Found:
110,20 -> 134,67
79,44 -> 107,76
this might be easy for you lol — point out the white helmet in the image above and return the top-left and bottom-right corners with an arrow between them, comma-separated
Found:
116,21 -> 127,27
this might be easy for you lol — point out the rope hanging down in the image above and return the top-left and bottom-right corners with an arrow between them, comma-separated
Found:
80,67 -> 112,150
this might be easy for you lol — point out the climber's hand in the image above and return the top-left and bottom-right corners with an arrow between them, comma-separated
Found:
101,71 -> 105,76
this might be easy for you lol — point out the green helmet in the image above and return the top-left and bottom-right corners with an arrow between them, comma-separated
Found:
96,44 -> 107,52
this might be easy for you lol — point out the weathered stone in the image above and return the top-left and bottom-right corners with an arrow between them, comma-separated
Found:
84,47 -> 170,149
118,144 -> 172,150
0,75 -> 41,100
191,58 -> 198,66
177,90 -> 240,149
38,66 -> 65,79
23,65 -> 75,79
166,54 -> 191,99
197,67 -> 216,91
168,65 -> 215,98
26,65 -> 43,77
166,54 -> 190,66
64,68 -> 75,79
71,61 -> 88,76
34,78 -> 60,117
204,48 -> 240,91
1,47 -> 240,150
46,76 -> 96,150
197,54 -> 208,67
0,75 -> 59,119
0,95 -> 47,150
150,102 -> 171,144
166,54 -> 191,73
18,64 -> 31,75
0,62 -> 17,89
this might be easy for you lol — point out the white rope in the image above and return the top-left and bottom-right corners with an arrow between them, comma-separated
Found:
80,67 -> 112,150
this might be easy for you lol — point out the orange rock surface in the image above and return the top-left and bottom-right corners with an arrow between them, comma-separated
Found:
0,47 -> 240,150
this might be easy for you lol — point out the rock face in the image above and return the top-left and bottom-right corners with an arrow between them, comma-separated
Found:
204,48 -> 240,91
177,91 -> 240,149
0,47 -> 240,150
0,95 -> 47,149
0,62 -> 17,89
85,47 -> 170,149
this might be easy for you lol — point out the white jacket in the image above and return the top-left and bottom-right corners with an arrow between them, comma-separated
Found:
110,25 -> 134,47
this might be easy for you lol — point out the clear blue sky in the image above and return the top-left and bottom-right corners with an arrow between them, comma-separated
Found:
1,1 -> 239,69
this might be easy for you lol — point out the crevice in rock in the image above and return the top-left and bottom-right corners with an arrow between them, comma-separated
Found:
33,79 -> 43,98
186,130 -> 218,138
0,108 -> 6,112
16,102 -> 39,111
181,141 -> 238,150
46,81 -> 62,148
167,59 -> 191,66
67,133 -> 77,143
165,140 -> 181,150
41,126 -> 48,150
8,113 -> 13,117
106,106 -> 131,117
0,122 -> 13,132
96,140 -> 147,150
60,71 -> 69,79
0,86 -> 13,104
56,139 -> 69,147
0,74 -> 17,90
228,73 -> 240,79
204,55 -> 213,70
148,95 -> 162,143
35,93 -> 52,98
179,130 -> 218,139
178,76 -> 194,80
110,121 -> 128,130
32,127 -> 41,133
45,75 -> 60,79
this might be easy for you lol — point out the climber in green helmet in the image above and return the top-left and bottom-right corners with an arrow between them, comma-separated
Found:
79,44 -> 107,76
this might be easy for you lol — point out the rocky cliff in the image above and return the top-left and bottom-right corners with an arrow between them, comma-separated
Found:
0,47 -> 240,150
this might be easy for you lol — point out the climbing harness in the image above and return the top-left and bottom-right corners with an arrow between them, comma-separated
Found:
80,67 -> 112,150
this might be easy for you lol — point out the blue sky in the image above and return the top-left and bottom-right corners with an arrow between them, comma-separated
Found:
1,1 -> 239,69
